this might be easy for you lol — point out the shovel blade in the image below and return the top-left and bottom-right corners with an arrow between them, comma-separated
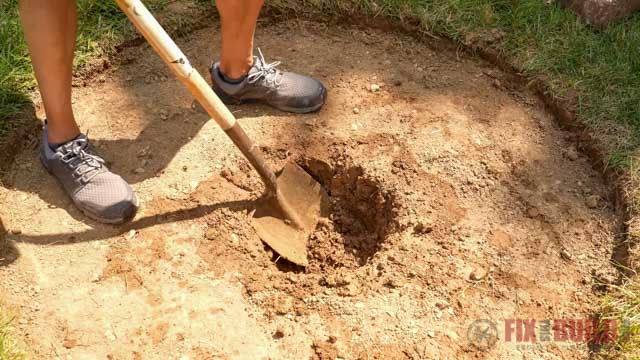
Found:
252,161 -> 327,266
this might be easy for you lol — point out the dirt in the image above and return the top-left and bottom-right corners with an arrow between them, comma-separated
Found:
0,19 -> 621,359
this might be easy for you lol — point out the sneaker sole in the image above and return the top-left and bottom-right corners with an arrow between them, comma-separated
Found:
213,84 -> 327,114
40,154 -> 139,225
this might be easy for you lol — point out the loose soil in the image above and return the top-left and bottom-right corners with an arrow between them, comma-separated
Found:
0,19 -> 620,359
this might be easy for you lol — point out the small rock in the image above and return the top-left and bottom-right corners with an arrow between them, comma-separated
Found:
352,107 -> 360,114
323,274 -> 337,287
385,277 -> 401,288
565,148 -> 579,161
133,167 -> 145,174
159,110 -> 169,120
137,146 -> 151,158
414,219 -> 433,234
273,297 -> 293,315
10,228 -> 22,235
336,273 -> 353,287
393,79 -> 403,86
104,330 -> 116,341
560,249 -> 572,261
427,331 -> 435,338
63,338 -> 77,349
435,300 -> 449,309
585,195 -> 599,209
526,207 -> 540,218
337,283 -> 360,296
274,326 -> 286,339
124,229 -> 137,240
369,84 -> 380,92
205,227 -> 217,240
469,267 -> 487,281
182,165 -> 188,172
317,217 -> 331,228
328,335 -> 338,343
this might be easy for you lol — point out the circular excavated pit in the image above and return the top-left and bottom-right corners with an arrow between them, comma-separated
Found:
0,18 -> 621,360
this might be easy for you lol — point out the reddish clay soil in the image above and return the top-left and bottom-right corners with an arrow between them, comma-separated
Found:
0,19 -> 620,359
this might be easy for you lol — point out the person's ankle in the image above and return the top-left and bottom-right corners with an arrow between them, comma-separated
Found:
219,59 -> 254,80
47,128 -> 81,146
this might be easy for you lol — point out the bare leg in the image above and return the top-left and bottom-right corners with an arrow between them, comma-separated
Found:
20,0 -> 80,144
216,0 -> 264,79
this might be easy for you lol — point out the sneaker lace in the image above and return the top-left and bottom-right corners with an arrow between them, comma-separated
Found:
247,48 -> 283,88
60,137 -> 105,182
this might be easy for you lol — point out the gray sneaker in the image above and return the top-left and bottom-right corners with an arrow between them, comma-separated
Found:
40,124 -> 138,224
210,49 -> 326,114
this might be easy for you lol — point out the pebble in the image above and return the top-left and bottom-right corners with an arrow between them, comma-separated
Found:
435,300 -> 449,309
137,146 -> 151,158
414,219 -> 433,234
585,195 -> 599,209
63,338 -> 77,349
469,267 -> 487,281
385,277 -> 401,288
560,249 -> 572,261
274,326 -> 286,339
565,148 -> 579,161
337,274 -> 354,286
205,227 -> 217,240
124,229 -> 137,241
10,228 -> 22,235
317,217 -> 331,228
427,331 -> 435,338
369,84 -> 380,92
352,108 -> 360,114
526,207 -> 540,218
104,330 -> 116,341
133,167 -> 145,174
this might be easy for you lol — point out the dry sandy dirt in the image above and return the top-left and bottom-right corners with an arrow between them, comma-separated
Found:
0,18 -> 622,359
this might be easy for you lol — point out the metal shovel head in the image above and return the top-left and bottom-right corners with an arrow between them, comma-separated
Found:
252,161 -> 327,266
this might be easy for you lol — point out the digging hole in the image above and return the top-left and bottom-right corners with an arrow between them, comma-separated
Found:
298,156 -> 399,270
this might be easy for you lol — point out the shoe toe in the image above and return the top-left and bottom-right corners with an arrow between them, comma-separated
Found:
74,173 -> 138,224
280,73 -> 327,113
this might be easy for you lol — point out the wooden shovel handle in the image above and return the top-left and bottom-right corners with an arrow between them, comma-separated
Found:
115,0 -> 278,191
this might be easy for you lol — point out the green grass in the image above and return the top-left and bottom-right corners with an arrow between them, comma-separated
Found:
600,279 -> 640,359
0,305 -> 23,360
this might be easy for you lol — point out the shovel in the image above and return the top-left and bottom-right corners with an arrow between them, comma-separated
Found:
116,0 -> 326,266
